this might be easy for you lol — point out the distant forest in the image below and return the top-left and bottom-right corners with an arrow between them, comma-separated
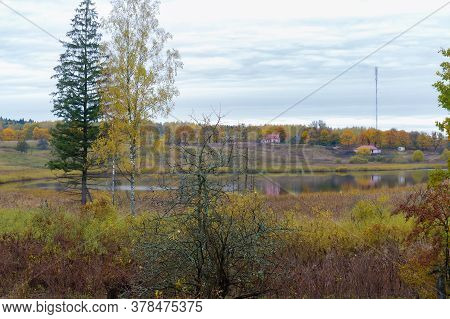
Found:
0,117 -> 447,151
0,117 -> 33,128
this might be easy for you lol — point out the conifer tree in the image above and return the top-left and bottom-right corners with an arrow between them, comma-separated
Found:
48,0 -> 104,204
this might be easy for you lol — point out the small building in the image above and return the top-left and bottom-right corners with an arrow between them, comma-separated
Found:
397,146 -> 406,152
261,133 -> 281,144
354,145 -> 381,155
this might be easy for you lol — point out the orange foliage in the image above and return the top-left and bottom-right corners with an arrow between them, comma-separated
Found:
32,127 -> 51,140
0,127 -> 17,141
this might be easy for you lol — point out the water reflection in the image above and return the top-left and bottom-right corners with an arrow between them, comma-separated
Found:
12,169 -> 432,196
254,170 -> 430,195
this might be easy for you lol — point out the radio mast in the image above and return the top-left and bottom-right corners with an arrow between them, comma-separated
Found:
375,67 -> 378,130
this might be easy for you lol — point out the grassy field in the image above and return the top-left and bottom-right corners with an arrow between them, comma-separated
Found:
0,141 -> 54,184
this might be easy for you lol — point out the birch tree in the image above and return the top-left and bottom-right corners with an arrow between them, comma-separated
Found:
103,0 -> 182,215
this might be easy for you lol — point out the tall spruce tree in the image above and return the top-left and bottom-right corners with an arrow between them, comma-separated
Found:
49,0 -> 103,204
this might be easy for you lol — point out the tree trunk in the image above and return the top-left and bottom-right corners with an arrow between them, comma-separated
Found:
436,273 -> 447,299
445,222 -> 449,292
244,141 -> 249,191
112,157 -> 116,206
81,170 -> 88,205
130,142 -> 137,216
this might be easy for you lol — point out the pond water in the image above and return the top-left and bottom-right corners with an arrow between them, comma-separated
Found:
12,169 -> 431,196
251,169 -> 430,195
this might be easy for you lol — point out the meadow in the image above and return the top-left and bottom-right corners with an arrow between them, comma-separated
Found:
0,176 -> 446,298
0,140 -> 446,184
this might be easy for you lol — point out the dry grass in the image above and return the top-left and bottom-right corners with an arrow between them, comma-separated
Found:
264,185 -> 417,219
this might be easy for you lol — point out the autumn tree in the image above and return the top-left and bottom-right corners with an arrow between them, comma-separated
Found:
92,118 -> 128,206
103,0 -> 182,215
340,129 -> 355,147
364,128 -> 382,146
1,127 -> 17,141
397,181 -> 449,298
433,48 -> 450,169
381,129 -> 399,148
416,133 -> 432,150
22,123 -> 38,140
409,131 -> 420,149
32,127 -> 50,140
48,0 -> 104,205
431,131 -> 444,152
175,124 -> 196,145
397,130 -> 410,148
301,130 -> 309,144
433,48 -> 450,137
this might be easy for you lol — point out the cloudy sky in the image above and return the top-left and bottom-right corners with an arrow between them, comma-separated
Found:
0,0 -> 449,131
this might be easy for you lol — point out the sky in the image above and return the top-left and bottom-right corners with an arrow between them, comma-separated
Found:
0,0 -> 449,131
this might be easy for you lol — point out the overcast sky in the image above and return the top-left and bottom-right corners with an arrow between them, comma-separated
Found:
0,0 -> 449,131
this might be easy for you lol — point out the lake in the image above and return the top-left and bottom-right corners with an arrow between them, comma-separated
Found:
251,169 -> 430,195
14,169 -> 431,196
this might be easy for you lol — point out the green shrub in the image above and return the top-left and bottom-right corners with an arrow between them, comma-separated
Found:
356,148 -> 371,156
16,140 -> 29,153
37,139 -> 49,150
412,150 -> 424,162
0,209 -> 37,237
349,155 -> 369,164
0,199 -> 137,298
428,169 -> 450,187
345,198 -> 414,245
368,155 -> 384,162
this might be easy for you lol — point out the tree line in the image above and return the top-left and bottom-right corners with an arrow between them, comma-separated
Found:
1,120 -> 447,151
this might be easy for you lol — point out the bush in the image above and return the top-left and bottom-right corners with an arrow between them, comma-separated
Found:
368,155 -> 384,162
412,150 -> 424,162
0,199 -> 136,298
356,148 -> 371,156
349,155 -> 368,164
428,169 -> 450,187
16,140 -> 30,153
37,139 -> 49,150
133,193 -> 281,299
273,198 -> 416,298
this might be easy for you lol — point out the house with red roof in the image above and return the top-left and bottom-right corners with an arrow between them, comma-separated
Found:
354,145 -> 381,154
261,133 -> 281,144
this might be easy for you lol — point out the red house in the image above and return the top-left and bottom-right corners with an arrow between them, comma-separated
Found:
261,133 -> 281,144
354,145 -> 381,154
